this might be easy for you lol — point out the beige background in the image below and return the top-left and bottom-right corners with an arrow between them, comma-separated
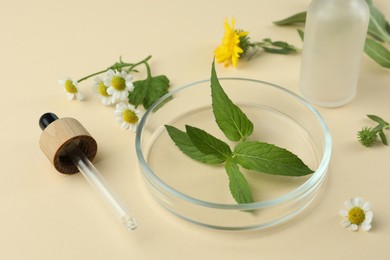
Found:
1,0 -> 390,259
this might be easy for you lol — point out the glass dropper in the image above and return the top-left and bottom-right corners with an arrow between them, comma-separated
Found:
39,113 -> 137,231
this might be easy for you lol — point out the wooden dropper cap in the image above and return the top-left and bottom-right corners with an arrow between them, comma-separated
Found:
39,113 -> 98,174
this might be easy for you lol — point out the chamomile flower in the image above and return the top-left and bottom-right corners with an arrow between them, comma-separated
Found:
93,77 -> 115,105
114,102 -> 142,132
340,197 -> 373,232
214,17 -> 249,67
59,77 -> 84,100
104,69 -> 134,102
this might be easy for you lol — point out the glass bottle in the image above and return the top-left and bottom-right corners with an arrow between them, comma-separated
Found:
299,0 -> 370,107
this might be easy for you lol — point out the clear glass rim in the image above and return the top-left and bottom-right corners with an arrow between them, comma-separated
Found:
135,77 -> 332,211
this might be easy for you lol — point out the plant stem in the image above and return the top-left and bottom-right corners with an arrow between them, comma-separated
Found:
77,69 -> 108,83
77,55 -> 152,83
144,60 -> 152,78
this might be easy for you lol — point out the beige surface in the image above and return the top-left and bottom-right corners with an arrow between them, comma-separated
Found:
1,0 -> 390,259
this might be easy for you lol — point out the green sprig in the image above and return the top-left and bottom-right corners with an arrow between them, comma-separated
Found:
73,55 -> 169,109
165,61 -> 313,204
243,36 -> 298,61
77,55 -> 152,83
357,114 -> 389,147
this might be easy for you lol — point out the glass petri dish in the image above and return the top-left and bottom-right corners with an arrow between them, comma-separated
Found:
135,78 -> 332,230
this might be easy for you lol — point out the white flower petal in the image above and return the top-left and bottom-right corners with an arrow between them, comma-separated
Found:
341,220 -> 351,228
127,85 -> 134,92
344,199 -> 353,209
117,91 -> 126,101
116,102 -> 127,110
101,97 -> 111,105
126,74 -> 133,81
349,224 -> 358,231
120,71 -> 128,78
352,197 -> 362,207
362,223 -> 371,231
365,211 -> 373,223
76,93 -> 84,101
129,124 -> 137,133
121,122 -> 129,129
67,93 -> 75,100
363,201 -> 371,211
112,91 -> 120,100
106,69 -> 114,77
107,87 -> 114,95
340,210 -> 348,217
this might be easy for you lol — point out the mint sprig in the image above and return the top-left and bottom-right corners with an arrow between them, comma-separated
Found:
165,61 -> 313,204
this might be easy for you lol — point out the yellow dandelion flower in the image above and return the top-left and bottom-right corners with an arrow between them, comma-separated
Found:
214,18 -> 249,67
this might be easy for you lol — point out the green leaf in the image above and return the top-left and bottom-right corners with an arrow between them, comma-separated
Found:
128,75 -> 170,109
273,11 -> 307,26
381,131 -> 389,145
234,141 -> 314,176
387,21 -> 390,35
379,130 -> 388,145
225,159 -> 254,204
210,61 -> 253,142
366,0 -> 390,43
261,38 -> 297,54
367,114 -> 389,126
364,38 -> 390,68
297,29 -> 305,41
165,125 -> 226,164
367,114 -> 389,145
186,125 -> 232,160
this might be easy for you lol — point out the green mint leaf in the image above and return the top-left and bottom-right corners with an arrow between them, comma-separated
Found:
273,11 -> 307,26
211,61 -> 253,141
165,125 -> 225,164
379,130 -> 388,145
186,125 -> 232,160
364,38 -> 390,68
366,0 -> 390,43
366,114 -> 389,146
128,75 -> 170,109
367,114 -> 389,126
225,159 -> 254,204
234,141 -> 314,176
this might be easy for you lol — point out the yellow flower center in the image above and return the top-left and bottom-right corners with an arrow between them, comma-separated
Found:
64,80 -> 78,93
98,82 -> 110,97
111,76 -> 126,91
123,109 -> 138,124
348,207 -> 365,225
